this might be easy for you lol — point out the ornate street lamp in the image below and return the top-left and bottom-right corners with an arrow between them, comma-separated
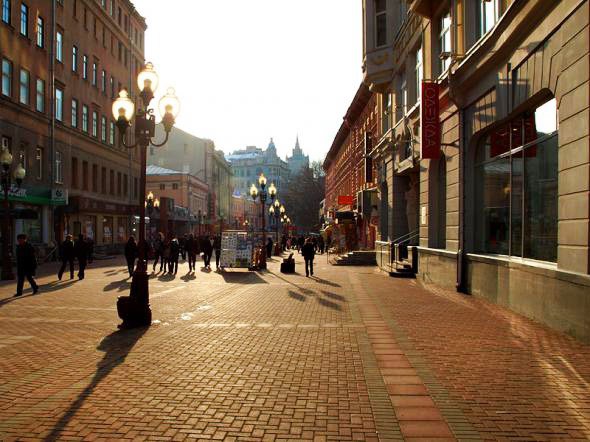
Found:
250,174 -> 275,269
0,148 -> 25,280
112,62 -> 180,329
269,199 -> 283,255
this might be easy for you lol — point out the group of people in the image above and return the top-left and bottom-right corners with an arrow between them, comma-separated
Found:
57,234 -> 93,281
279,234 -> 326,255
124,233 -> 223,277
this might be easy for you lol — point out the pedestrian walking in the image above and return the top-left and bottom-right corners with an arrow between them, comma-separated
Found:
57,234 -> 75,280
186,234 -> 197,272
202,236 -> 213,269
168,237 -> 180,275
74,234 -> 88,280
162,238 -> 172,273
124,236 -> 138,277
266,236 -> 273,258
14,233 -> 38,297
152,232 -> 165,272
213,235 -> 222,270
318,236 -> 325,254
297,236 -> 305,253
179,234 -> 187,261
302,237 -> 316,277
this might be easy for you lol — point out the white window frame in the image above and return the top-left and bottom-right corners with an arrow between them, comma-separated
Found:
35,78 -> 44,112
439,11 -> 452,75
478,0 -> 500,39
56,31 -> 63,62
55,87 -> 63,121
19,69 -> 29,105
71,98 -> 78,127
35,147 -> 42,179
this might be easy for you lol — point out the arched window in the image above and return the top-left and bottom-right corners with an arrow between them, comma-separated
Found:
474,98 -> 558,261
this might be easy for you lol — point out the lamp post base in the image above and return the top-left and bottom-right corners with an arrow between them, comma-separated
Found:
117,261 -> 151,329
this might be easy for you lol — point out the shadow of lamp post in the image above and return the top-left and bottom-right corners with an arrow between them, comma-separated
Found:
111,62 -> 180,329
0,149 -> 26,280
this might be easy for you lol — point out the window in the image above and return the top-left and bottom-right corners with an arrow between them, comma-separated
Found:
133,177 -> 138,199
55,151 -> 63,183
478,0 -> 500,39
159,183 -> 165,190
71,157 -> 78,188
92,61 -> 97,86
1,58 -> 12,97
82,160 -> 88,190
109,169 -> 114,195
109,76 -> 114,97
110,0 -> 113,16
475,98 -> 558,262
2,0 -> 10,24
35,147 -> 42,179
382,93 -> 391,132
56,31 -> 63,62
400,72 -> 407,116
19,69 -> 29,104
101,69 -> 106,92
82,105 -> 88,132
117,172 -> 121,196
71,98 -> 78,127
415,46 -> 423,103
55,87 -> 63,121
82,55 -> 87,79
20,2 -> 27,36
101,116 -> 106,142
123,173 -> 127,196
92,111 -> 97,137
375,0 -> 386,47
439,11 -> 452,74
36,16 -> 44,47
109,121 -> 114,145
172,183 -> 179,190
35,78 -> 44,112
72,45 -> 78,72
101,166 -> 106,193
92,164 -> 98,192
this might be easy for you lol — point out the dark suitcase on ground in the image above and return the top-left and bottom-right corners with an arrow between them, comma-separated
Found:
280,261 -> 295,274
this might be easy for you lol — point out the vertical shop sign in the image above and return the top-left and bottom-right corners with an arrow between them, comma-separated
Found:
421,81 -> 440,159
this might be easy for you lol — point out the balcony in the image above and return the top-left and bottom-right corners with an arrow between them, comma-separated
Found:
362,46 -> 394,93
408,0 -> 434,18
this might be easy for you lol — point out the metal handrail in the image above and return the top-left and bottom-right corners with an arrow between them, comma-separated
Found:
391,229 -> 419,245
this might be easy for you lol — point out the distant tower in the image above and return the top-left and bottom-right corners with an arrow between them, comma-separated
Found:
287,135 -> 310,176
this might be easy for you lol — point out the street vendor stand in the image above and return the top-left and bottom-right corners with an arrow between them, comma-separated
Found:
219,230 -> 253,270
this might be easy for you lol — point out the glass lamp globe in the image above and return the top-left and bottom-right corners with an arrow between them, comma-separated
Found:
111,89 -> 135,122
137,62 -> 159,94
268,182 -> 277,197
274,199 -> 280,208
280,205 -> 286,214
147,191 -> 154,201
269,206 -> 275,215
0,148 -> 13,168
14,163 -> 26,181
258,173 -> 267,187
158,87 -> 181,119
154,198 -> 160,208
249,183 -> 258,199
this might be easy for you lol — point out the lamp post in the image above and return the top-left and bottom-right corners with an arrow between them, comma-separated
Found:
249,174 -> 275,269
0,149 -> 25,280
243,219 -> 250,231
145,191 -> 160,239
111,62 -> 180,329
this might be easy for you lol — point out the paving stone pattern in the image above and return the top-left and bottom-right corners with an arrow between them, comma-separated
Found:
0,254 -> 588,441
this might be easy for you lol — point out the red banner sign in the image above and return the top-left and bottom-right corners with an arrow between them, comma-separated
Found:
421,82 -> 440,159
338,195 -> 353,206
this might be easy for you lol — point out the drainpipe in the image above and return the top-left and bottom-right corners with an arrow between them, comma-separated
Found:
49,0 -> 56,246
455,108 -> 466,293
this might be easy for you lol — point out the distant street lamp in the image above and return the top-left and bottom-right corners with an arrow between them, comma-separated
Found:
145,191 -> 160,238
0,148 -> 25,280
112,62 -> 180,329
250,175 -> 277,269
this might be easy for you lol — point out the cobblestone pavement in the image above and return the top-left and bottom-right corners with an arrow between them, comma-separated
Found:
0,253 -> 588,441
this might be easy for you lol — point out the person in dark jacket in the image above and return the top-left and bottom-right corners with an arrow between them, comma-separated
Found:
15,234 -> 38,297
186,234 -> 197,272
74,234 -> 88,280
152,232 -> 165,272
202,236 -> 213,269
179,234 -> 187,261
213,235 -> 222,270
301,237 -> 316,277
124,236 -> 138,277
297,236 -> 305,253
58,234 -> 75,280
168,237 -> 180,275
266,237 -> 273,258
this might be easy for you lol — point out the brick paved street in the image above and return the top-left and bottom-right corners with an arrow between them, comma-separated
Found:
0,253 -> 589,441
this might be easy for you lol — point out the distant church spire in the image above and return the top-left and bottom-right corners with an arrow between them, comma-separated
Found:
294,135 -> 301,154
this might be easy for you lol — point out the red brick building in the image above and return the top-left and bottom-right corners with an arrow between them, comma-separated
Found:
323,83 -> 380,251
1,0 -> 145,251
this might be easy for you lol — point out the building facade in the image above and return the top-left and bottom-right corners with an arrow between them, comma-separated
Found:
323,84 -> 380,251
228,138 -> 291,198
1,0 -> 146,252
149,125 -> 232,231
286,136 -> 309,177
230,194 -> 259,231
362,0 -> 590,341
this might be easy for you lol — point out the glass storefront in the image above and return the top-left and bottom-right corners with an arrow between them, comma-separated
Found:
474,98 -> 558,262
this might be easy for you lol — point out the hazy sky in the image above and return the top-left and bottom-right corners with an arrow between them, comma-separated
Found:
133,0 -> 362,162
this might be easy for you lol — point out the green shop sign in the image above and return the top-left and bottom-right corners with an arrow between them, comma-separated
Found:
8,186 -> 68,206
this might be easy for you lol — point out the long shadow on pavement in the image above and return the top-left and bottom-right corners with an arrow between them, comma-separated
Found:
43,327 -> 147,442
267,270 -> 314,295
0,279 -> 79,308
310,276 -> 341,288
220,270 -> 268,284
103,278 -> 131,292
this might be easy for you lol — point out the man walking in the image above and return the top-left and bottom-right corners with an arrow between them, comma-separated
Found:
168,237 -> 180,275
124,236 -> 138,277
202,236 -> 213,270
186,234 -> 197,272
74,234 -> 88,280
152,232 -> 165,272
213,234 -> 222,270
301,237 -> 316,277
58,234 -> 75,280
15,234 -> 38,297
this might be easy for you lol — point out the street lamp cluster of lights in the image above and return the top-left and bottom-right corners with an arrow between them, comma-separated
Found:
112,62 -> 180,329
0,149 -> 26,280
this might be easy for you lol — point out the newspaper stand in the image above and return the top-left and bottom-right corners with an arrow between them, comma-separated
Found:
219,230 -> 254,271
